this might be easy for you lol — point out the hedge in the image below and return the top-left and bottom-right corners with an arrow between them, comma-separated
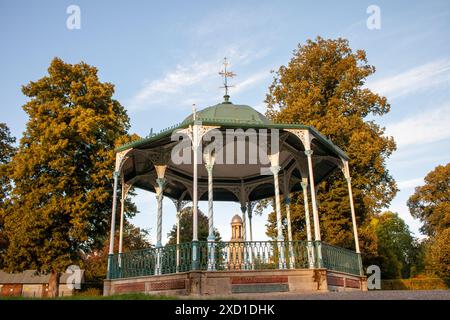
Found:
380,278 -> 450,290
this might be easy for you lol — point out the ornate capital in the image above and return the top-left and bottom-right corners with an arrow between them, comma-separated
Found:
122,182 -> 133,199
155,178 -> 166,195
247,201 -> 255,219
156,177 -> 166,188
270,165 -> 281,176
205,163 -> 214,175
341,159 -> 351,179
113,171 -> 120,179
172,197 -> 189,213
300,181 -> 308,189
304,149 -> 314,156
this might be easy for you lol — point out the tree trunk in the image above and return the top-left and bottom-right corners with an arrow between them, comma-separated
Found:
48,270 -> 60,298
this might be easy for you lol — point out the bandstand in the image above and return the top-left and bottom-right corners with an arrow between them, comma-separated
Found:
104,67 -> 367,296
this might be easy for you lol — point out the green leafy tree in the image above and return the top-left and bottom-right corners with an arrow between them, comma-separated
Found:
409,239 -> 426,278
1,58 -> 136,275
264,37 -> 397,254
167,207 -> 221,244
0,123 -> 16,268
408,163 -> 450,278
407,163 -> 449,237
364,212 -> 417,279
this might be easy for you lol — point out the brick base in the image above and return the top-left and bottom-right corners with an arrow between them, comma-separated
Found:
104,269 -> 367,296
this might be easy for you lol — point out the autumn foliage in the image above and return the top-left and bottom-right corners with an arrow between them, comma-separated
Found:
265,37 -> 397,255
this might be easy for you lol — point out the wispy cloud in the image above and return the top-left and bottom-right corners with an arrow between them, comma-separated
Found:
128,49 -> 272,111
369,58 -> 450,98
397,177 -> 424,190
385,102 -> 450,148
130,61 -> 217,109
233,70 -> 271,94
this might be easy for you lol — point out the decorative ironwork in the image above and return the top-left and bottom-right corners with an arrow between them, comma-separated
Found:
321,242 -> 361,276
108,240 -> 362,279
219,57 -> 236,102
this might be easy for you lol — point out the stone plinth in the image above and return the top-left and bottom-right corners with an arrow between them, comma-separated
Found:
103,269 -> 367,296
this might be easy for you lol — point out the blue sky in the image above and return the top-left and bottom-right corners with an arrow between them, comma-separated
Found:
1,0 -> 449,243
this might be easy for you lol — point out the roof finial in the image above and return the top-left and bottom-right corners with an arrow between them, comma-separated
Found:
219,57 -> 236,103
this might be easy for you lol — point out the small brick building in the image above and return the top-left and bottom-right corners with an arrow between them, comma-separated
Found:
0,270 -> 84,297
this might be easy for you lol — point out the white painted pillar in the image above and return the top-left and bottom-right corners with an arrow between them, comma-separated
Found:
247,202 -> 254,242
283,173 -> 294,269
241,205 -> 247,242
284,195 -> 295,269
270,164 -> 286,269
347,176 -> 360,252
118,180 -> 126,272
205,163 -> 216,270
247,201 -> 254,268
192,122 -> 200,270
284,196 -> 293,243
176,208 -> 181,272
301,178 -> 315,268
240,205 -> 248,269
305,150 -> 321,241
118,180 -> 126,256
108,172 -> 120,255
155,177 -> 166,247
342,161 -> 360,254
107,171 -> 119,279
342,160 -> 363,275
305,149 -> 322,267
155,176 -> 166,275
172,195 -> 187,273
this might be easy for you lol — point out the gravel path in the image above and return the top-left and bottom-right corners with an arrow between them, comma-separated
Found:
202,290 -> 450,300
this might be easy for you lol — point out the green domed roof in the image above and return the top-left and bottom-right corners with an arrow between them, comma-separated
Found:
185,98 -> 271,125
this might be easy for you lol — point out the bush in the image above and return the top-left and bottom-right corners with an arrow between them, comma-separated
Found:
75,287 -> 103,297
381,278 -> 449,290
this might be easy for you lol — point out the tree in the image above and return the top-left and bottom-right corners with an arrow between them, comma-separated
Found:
363,212 -> 417,279
0,123 -> 16,268
82,222 -> 151,289
424,228 -> 450,278
166,207 -> 221,244
0,123 -> 16,204
264,37 -> 397,251
408,163 -> 450,278
1,58 -> 136,276
407,163 -> 449,237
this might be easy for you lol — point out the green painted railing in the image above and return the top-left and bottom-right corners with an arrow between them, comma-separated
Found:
108,240 -> 361,279
321,242 -> 362,276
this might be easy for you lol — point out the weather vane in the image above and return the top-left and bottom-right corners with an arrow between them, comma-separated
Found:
219,57 -> 236,102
